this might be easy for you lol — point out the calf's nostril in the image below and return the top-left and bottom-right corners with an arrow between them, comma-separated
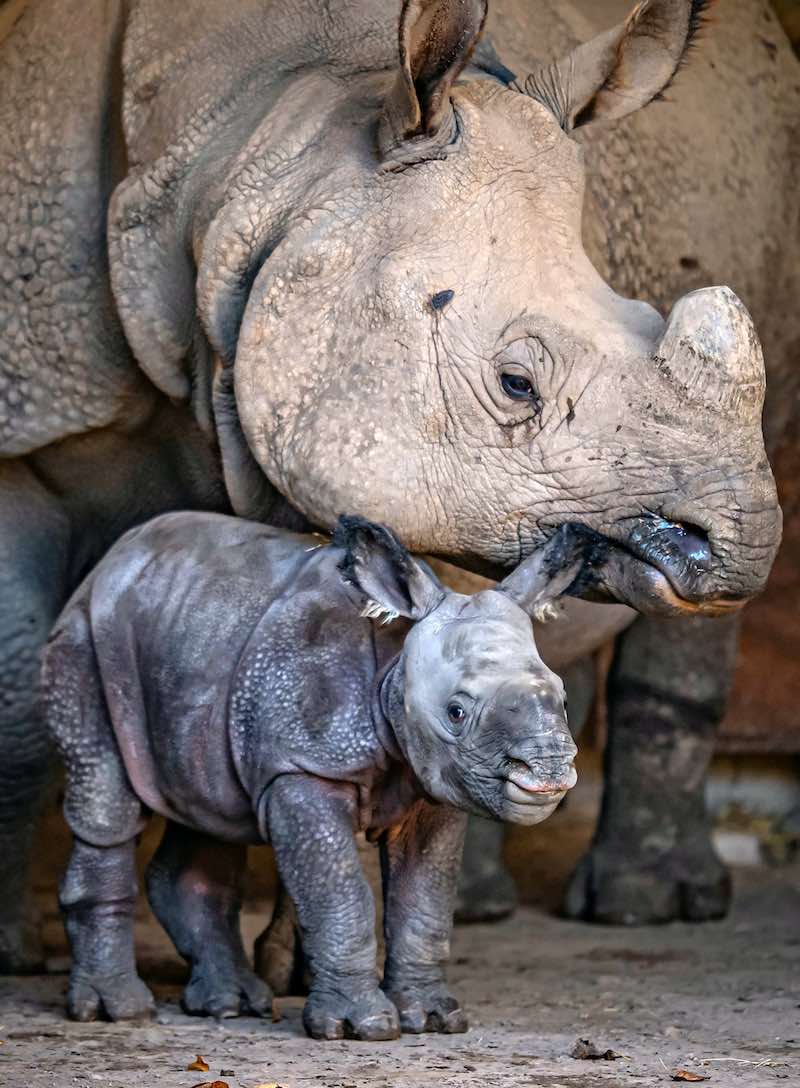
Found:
506,757 -> 577,793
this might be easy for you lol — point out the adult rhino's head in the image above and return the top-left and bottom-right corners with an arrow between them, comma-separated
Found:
113,0 -> 781,615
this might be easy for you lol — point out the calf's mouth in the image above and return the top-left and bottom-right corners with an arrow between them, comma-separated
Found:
503,759 -> 577,806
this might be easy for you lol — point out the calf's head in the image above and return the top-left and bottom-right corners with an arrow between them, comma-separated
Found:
337,517 -> 592,825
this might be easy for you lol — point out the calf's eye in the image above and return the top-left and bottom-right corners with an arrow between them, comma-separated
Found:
446,701 -> 466,726
500,372 -> 537,401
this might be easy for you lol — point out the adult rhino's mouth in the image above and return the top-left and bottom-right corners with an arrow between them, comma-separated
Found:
584,515 -> 747,617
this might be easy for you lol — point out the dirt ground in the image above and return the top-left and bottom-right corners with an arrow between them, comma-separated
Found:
1,760 -> 798,1088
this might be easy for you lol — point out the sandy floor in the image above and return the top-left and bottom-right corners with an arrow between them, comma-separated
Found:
1,766 -> 798,1088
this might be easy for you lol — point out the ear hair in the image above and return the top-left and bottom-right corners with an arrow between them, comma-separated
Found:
532,600 -> 560,624
360,600 -> 402,625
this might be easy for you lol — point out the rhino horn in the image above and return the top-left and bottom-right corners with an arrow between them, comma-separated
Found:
654,286 -> 766,424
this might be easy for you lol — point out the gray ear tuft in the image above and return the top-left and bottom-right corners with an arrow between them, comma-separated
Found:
499,524 -> 604,617
334,515 -> 444,621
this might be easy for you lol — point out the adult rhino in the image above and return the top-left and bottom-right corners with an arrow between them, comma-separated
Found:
0,0 -> 788,976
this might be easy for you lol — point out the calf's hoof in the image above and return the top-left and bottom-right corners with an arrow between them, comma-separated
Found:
0,918 -> 44,975
303,988 -> 401,1041
385,984 -> 468,1034
182,964 -> 273,1020
67,970 -> 155,1022
563,846 -> 731,925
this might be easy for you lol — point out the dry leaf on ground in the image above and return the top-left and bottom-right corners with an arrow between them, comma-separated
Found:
187,1056 -> 210,1072
571,1037 -> 622,1060
189,1081 -> 229,1088
671,1071 -> 711,1083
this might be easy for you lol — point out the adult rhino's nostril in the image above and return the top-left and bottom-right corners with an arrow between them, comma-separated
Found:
656,519 -> 712,568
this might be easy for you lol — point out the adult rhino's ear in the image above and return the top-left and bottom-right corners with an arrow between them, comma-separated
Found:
334,515 -> 445,622
498,525 -> 599,621
518,0 -> 714,131
379,0 -> 488,158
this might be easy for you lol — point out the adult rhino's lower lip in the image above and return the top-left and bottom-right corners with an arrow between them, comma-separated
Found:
584,516 -> 748,617
585,545 -> 746,617
442,519 -> 745,616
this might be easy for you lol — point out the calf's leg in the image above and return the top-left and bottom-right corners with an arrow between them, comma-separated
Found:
60,838 -> 154,1021
564,612 -> 735,924
381,800 -> 468,1034
145,822 -> 271,1019
267,774 -> 399,1041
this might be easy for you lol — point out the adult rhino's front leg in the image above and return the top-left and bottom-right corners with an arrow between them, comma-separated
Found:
564,612 -> 736,925
0,462 -> 70,973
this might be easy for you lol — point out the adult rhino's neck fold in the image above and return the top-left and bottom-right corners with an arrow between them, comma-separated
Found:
212,365 -> 312,528
110,3 -> 351,426
195,71 -> 383,368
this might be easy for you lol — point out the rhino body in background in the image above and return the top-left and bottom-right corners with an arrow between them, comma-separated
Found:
0,0 -> 795,973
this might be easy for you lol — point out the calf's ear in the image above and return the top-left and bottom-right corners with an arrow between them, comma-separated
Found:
498,525 -> 598,620
380,0 -> 488,157
334,515 -> 445,622
519,0 -> 714,131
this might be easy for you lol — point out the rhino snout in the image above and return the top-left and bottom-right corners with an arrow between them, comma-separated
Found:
505,756 -> 578,804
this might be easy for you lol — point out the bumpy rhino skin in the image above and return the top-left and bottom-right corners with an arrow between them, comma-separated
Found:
42,512 -> 584,1034
0,0 -> 795,967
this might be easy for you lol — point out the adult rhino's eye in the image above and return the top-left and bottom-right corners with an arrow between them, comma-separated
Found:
500,372 -> 537,401
446,701 -> 466,726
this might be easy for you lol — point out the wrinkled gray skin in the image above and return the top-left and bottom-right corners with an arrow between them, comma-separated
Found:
0,0 -> 795,972
43,512 -> 583,1038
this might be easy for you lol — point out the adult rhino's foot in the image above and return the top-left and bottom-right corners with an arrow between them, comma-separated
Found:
564,839 -> 731,925
0,916 -> 44,974
569,613 -> 738,925
182,963 -> 273,1020
67,969 -> 155,1023
455,814 -> 516,923
384,982 -> 467,1034
303,986 -> 400,1041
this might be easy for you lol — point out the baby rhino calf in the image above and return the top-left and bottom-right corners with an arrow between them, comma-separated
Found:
43,512 -> 588,1040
